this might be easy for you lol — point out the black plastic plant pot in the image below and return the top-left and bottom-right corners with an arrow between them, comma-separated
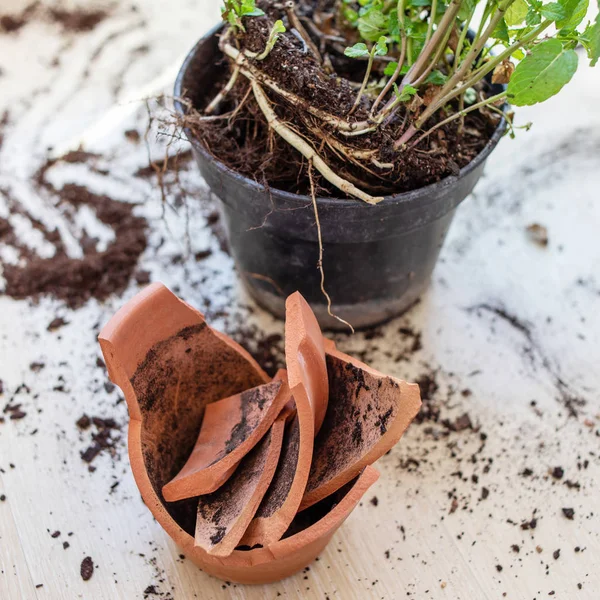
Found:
175,28 -> 507,331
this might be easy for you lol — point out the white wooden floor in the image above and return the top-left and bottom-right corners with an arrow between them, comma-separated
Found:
1,1 -> 599,598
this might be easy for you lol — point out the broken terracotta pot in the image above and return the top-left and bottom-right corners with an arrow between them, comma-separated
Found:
163,372 -> 291,502
284,292 -> 329,435
299,339 -> 422,511
194,414 -> 286,556
239,292 -> 329,547
99,283 -> 380,583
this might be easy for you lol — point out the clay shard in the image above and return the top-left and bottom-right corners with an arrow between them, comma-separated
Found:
195,415 -> 285,556
285,292 -> 328,435
163,372 -> 291,502
239,383 -> 315,548
299,341 -> 422,511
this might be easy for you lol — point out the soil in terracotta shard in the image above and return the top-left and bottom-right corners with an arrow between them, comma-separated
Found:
253,415 -> 300,519
130,323 -> 267,535
303,355 -> 400,496
186,2 -> 498,196
282,472 -> 361,539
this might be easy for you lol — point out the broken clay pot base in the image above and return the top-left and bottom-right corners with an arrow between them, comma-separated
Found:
99,283 -> 420,582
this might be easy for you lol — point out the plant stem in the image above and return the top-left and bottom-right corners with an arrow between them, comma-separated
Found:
371,36 -> 407,115
425,0 -> 438,46
411,21 -> 455,88
408,0 -> 516,134
452,9 -> 476,76
457,90 -> 465,134
378,0 -> 463,117
404,0 -> 462,83
251,81 -> 383,204
416,19 -> 553,132
468,20 -> 552,85
350,48 -> 375,114
409,91 -> 506,148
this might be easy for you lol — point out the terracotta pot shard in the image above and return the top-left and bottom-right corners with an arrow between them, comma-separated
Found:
285,292 -> 329,435
239,382 -> 314,548
299,339 -> 422,511
163,371 -> 292,502
195,414 -> 286,557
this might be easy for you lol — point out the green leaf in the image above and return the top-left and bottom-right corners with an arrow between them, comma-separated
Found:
273,19 -> 286,34
388,10 -> 401,38
506,0 -> 529,25
464,87 -> 477,104
358,9 -> 388,41
344,42 -> 370,58
375,36 -> 389,56
513,48 -> 526,60
493,18 -> 510,43
384,61 -> 398,76
344,8 -> 359,23
540,2 -> 566,20
580,14 -> 600,66
240,0 -> 264,16
384,61 -> 410,76
393,83 -> 418,102
525,6 -> 542,25
507,38 -> 579,105
556,0 -> 588,30
458,0 -> 477,21
426,70 -> 447,85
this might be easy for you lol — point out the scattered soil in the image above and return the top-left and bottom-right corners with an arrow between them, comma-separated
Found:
78,416 -> 121,465
1,153 -> 147,308
80,556 -> 94,581
526,223 -> 549,247
0,3 -> 109,35
48,7 -> 108,32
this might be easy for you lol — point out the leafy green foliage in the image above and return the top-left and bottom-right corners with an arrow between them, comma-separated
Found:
426,70 -> 447,85
539,2 -> 566,21
358,9 -> 388,41
221,0 -> 264,31
345,42 -> 370,58
375,36 -> 389,56
579,14 -> 600,66
507,38 -> 578,105
257,19 -> 286,60
334,0 -> 596,118
556,0 -> 588,31
505,0 -> 528,26
393,83 -> 418,102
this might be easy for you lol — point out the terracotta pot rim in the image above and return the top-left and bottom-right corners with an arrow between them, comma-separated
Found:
173,25 -> 508,211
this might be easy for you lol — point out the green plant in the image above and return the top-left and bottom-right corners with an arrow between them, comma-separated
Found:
207,0 -> 599,203
221,0 -> 265,32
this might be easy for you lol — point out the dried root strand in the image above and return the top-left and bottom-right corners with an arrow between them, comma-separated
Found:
251,81 -> 383,205
308,163 -> 355,333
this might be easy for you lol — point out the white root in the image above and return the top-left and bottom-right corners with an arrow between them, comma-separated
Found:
251,81 -> 383,205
